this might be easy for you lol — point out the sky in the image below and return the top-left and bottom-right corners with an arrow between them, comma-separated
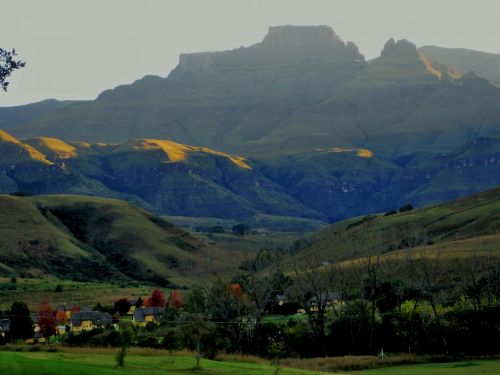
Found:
1,0 -> 500,106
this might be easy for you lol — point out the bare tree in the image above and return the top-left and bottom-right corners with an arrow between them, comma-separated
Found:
207,279 -> 251,353
358,253 -> 383,351
289,253 -> 337,356
456,248 -> 494,317
411,247 -> 448,352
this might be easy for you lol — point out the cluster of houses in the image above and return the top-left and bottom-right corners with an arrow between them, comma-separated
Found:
0,301 -> 164,342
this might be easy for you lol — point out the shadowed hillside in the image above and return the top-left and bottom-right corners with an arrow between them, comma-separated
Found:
4,26 -> 500,222
420,45 -> 500,87
0,130 -> 323,222
0,195 -> 242,286
294,187 -> 500,262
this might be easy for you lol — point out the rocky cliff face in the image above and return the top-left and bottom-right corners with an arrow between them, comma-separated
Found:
419,45 -> 500,87
173,25 -> 364,77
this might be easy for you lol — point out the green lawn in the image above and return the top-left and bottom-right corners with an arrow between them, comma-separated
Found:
2,351 -> 500,375
358,360 -> 500,374
0,351 -> 323,375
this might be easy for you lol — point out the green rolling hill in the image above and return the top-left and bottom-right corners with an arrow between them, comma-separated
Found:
0,194 -> 242,286
293,187 -> 500,262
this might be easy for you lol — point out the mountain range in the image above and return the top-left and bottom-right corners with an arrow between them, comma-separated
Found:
2,25 -> 500,222
0,130 -> 322,221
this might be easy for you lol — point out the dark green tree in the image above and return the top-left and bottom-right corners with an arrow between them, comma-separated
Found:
232,224 -> 250,236
0,48 -> 25,91
9,301 -> 33,340
179,318 -> 214,368
115,327 -> 133,367
114,298 -> 131,316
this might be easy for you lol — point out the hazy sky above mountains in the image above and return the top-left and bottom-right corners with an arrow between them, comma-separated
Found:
2,0 -> 500,106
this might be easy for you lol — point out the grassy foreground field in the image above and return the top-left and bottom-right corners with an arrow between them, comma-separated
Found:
1,350 -> 500,375
359,360 -> 500,374
0,350 -> 322,375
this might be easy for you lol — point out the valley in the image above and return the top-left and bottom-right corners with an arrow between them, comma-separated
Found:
2,13 -> 500,374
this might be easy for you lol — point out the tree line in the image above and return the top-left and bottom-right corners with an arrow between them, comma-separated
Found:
1,245 -> 500,363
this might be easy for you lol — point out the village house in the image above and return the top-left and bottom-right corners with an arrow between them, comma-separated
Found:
56,304 -> 81,320
133,307 -> 163,327
30,313 -> 40,334
0,319 -> 10,338
70,311 -> 112,333
127,299 -> 139,316
297,292 -> 342,314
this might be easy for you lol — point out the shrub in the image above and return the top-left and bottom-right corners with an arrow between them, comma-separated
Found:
399,204 -> 413,212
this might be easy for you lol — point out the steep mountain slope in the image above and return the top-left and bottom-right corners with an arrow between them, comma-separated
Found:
0,195 -> 236,285
4,26 -> 500,222
261,136 -> 500,221
13,25 -> 366,147
0,130 -> 322,221
11,27 -> 500,160
0,99 -> 79,131
419,45 -> 500,87
252,39 -> 500,158
294,187 -> 500,262
0,131 -> 152,210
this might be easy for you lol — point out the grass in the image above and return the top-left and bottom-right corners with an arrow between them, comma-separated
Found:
194,231 -> 303,253
296,187 -> 500,263
357,360 -> 500,374
277,354 -> 500,374
262,314 -> 308,323
0,350 -> 324,375
1,349 -> 500,374
0,278 -> 152,311
0,194 -> 244,287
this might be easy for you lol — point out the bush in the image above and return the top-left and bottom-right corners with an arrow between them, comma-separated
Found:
399,204 -> 413,212
136,335 -> 159,348
232,224 -> 250,236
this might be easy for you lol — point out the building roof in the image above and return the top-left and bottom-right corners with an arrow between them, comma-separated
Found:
70,311 -> 112,327
30,313 -> 39,322
307,291 -> 341,306
133,307 -> 163,322
56,304 -> 76,311
0,319 -> 10,332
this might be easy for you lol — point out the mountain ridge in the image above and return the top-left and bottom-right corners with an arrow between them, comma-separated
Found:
0,129 -> 324,221
3,25 -> 500,222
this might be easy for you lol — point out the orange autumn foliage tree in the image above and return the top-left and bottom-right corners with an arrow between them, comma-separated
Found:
37,298 -> 56,338
55,310 -> 68,325
144,289 -> 166,308
230,283 -> 242,298
170,289 -> 184,308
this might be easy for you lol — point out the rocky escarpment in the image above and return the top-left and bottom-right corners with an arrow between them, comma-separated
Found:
172,25 -> 364,77
419,45 -> 500,87
0,130 -> 322,221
